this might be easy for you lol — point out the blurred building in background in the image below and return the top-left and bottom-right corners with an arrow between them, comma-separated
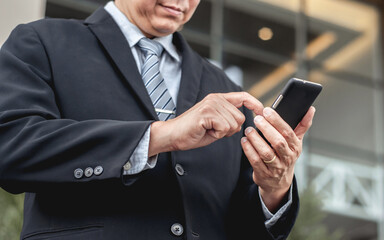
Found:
0,0 -> 45,45
1,0 -> 384,239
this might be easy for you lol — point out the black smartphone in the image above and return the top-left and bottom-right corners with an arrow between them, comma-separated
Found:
271,78 -> 322,129
257,78 -> 322,144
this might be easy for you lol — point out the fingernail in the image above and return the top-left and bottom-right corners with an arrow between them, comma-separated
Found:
254,115 -> 263,123
241,137 -> 248,143
263,107 -> 273,117
245,127 -> 253,135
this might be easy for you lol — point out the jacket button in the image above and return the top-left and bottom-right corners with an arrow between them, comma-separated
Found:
171,223 -> 184,236
175,164 -> 184,176
94,166 -> 103,176
74,168 -> 83,179
123,161 -> 132,171
84,167 -> 93,177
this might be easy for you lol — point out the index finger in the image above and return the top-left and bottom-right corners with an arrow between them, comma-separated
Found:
223,92 -> 264,115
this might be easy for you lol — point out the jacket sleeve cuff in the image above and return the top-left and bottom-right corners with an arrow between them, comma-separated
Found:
259,185 -> 293,229
123,126 -> 158,175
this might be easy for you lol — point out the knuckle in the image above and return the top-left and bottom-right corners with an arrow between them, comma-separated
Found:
254,117 -> 265,128
244,149 -> 259,164
273,172 -> 283,180
224,123 -> 231,132
244,146 -> 254,158
274,138 -> 288,151
281,155 -> 292,165
228,120 -> 235,128
199,104 -> 214,114
253,153 -> 262,162
241,91 -> 248,100
206,93 -> 219,101
230,121 -> 240,130
306,119 -> 313,128
263,151 -> 275,161
238,114 -> 246,124
249,153 -> 259,163
198,118 -> 207,127
246,129 -> 257,141
282,129 -> 295,139
287,130 -> 296,139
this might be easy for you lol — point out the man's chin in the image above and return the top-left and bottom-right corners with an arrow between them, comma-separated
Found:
152,21 -> 182,35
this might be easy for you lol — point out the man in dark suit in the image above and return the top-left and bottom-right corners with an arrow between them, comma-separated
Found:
0,0 -> 315,239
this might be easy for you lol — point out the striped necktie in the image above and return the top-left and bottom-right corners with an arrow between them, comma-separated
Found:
137,38 -> 176,121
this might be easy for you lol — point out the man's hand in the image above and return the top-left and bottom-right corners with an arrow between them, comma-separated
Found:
241,106 -> 316,212
149,92 -> 263,156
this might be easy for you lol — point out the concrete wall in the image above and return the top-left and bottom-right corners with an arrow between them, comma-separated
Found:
0,0 -> 46,46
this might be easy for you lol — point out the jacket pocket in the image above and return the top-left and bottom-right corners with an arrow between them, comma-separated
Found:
22,224 -> 103,240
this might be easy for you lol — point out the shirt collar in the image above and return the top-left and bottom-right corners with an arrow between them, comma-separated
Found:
104,1 -> 180,62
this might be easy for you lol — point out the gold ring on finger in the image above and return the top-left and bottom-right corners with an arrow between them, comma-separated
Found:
263,155 -> 276,164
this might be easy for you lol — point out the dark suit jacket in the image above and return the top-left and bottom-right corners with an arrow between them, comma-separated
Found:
0,8 -> 299,240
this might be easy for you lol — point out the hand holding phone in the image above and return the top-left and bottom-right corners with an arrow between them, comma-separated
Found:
242,78 -> 321,209
258,78 -> 322,144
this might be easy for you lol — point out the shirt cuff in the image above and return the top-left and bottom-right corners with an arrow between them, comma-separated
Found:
123,126 -> 158,175
259,185 -> 293,229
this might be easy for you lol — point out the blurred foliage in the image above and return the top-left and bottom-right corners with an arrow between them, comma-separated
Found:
288,187 -> 343,240
0,188 -> 24,240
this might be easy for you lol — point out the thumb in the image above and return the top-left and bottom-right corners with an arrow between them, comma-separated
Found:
294,106 -> 316,140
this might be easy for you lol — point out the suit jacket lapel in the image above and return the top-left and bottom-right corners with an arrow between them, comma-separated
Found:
84,8 -> 158,120
173,33 -> 203,116
84,8 -> 203,119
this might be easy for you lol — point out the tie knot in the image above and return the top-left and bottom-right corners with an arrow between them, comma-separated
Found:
137,38 -> 163,57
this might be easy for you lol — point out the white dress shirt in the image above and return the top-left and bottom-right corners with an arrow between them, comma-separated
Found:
105,1 -> 181,175
104,1 -> 292,229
